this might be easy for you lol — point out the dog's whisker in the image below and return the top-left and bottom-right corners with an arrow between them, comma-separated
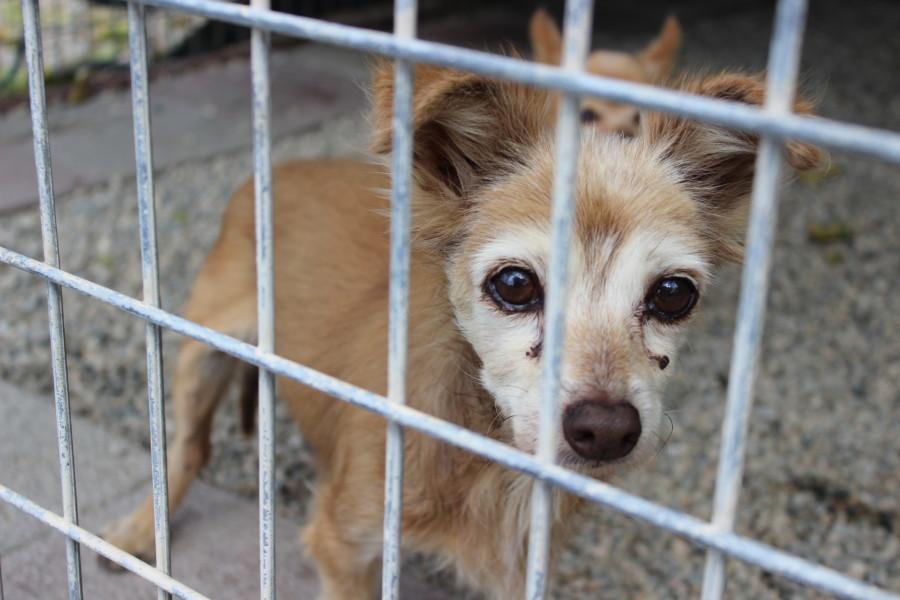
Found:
486,411 -> 519,435
649,413 -> 676,458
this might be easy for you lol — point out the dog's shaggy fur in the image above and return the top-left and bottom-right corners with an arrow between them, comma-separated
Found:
102,62 -> 821,599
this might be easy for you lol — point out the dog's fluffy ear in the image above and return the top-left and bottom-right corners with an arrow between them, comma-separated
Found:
638,15 -> 682,81
643,72 -> 824,260
529,8 -> 563,65
371,61 -> 550,246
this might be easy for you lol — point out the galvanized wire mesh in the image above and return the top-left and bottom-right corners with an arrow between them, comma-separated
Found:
2,0 -> 899,599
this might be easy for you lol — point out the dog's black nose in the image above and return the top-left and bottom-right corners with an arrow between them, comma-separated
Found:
562,400 -> 641,461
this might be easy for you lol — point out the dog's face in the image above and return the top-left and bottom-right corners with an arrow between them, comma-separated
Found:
530,10 -> 682,137
372,65 -> 821,475
449,143 -> 709,471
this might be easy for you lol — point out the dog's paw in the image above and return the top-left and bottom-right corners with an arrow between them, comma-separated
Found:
96,553 -> 127,573
99,514 -> 157,570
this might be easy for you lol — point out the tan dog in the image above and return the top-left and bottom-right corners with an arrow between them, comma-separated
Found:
530,8 -> 682,135
102,62 -> 821,599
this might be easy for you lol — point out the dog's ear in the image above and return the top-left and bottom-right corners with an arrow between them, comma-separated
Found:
638,16 -> 682,81
372,61 -> 550,198
642,72 -> 824,260
371,61 -> 551,247
529,8 -> 563,65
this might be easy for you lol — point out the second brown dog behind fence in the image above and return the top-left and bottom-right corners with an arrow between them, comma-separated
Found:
529,8 -> 682,136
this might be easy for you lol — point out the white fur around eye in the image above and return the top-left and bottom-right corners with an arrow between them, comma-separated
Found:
604,227 -> 710,315
469,226 -> 552,290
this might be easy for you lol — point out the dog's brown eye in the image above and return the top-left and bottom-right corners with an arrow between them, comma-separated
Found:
646,277 -> 698,321
488,267 -> 542,311
580,109 -> 600,124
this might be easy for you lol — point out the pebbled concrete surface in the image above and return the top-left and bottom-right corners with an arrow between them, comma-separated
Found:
0,382 -> 453,599
0,381 -> 149,556
0,1 -> 898,598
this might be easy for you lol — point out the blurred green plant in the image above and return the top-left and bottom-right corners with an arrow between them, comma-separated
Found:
1,0 -> 203,99
808,222 -> 854,245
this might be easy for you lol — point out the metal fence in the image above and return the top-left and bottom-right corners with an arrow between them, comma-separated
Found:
1,0 -> 899,599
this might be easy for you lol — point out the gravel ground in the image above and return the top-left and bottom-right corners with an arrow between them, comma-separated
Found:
1,1 -> 898,598
0,113 -> 368,516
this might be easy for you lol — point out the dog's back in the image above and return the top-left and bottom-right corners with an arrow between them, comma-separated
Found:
191,159 -> 393,463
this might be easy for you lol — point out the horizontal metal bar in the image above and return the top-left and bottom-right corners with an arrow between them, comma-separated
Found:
110,0 -> 900,164
0,485 -> 210,600
1,246 -> 896,600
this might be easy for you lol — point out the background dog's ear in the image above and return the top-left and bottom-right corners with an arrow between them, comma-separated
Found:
529,8 -> 563,65
638,16 -> 682,81
642,73 -> 825,260
371,61 -> 550,200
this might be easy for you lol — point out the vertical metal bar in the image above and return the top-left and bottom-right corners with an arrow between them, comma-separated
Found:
20,1 -> 84,598
0,555 -> 5,600
524,1 -> 593,599
127,4 -> 172,600
250,0 -> 276,597
700,1 -> 808,598
382,0 -> 416,597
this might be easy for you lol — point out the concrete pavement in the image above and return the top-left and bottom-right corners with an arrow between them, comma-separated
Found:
0,43 -> 370,214
0,381 -> 454,599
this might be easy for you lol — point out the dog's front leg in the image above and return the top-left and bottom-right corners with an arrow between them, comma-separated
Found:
101,336 -> 239,563
302,463 -> 385,600
303,505 -> 381,600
